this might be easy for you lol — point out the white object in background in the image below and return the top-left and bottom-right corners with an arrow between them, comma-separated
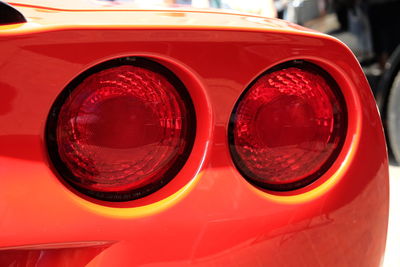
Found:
222,0 -> 276,17
192,0 -> 210,8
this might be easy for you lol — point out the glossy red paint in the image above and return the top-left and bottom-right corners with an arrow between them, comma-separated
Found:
0,3 -> 389,266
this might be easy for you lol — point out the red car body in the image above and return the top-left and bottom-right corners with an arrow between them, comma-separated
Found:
0,2 -> 388,266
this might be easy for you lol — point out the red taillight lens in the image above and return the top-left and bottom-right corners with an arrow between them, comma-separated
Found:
229,63 -> 347,190
47,59 -> 195,201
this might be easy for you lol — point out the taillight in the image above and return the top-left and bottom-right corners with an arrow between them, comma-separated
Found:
47,58 -> 195,201
229,62 -> 347,191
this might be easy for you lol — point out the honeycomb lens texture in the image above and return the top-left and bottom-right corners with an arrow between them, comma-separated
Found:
57,65 -> 192,194
230,66 -> 346,189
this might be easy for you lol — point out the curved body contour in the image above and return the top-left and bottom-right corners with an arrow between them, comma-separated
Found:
0,3 -> 388,266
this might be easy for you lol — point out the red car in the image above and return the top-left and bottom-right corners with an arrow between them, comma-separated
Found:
0,1 -> 389,266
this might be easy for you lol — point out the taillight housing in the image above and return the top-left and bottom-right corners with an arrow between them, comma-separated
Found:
46,58 -> 196,201
229,62 -> 347,191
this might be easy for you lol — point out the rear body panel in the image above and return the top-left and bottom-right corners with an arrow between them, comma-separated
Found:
0,4 -> 388,266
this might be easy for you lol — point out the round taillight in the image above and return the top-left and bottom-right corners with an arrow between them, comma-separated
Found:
47,58 -> 195,201
229,62 -> 347,191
